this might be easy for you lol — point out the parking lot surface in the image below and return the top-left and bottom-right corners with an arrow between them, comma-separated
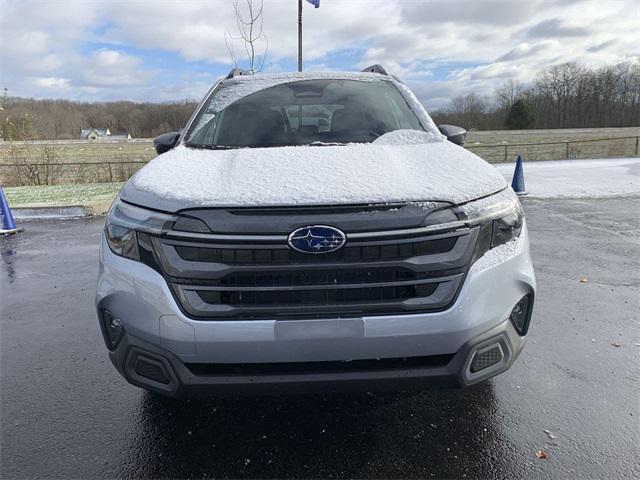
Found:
1,197 -> 639,479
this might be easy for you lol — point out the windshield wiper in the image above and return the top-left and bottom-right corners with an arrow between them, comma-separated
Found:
187,141 -> 349,149
306,141 -> 348,147
186,143 -> 239,150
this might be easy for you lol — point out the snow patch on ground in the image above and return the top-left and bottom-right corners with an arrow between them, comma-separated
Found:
495,158 -> 640,198
129,141 -> 505,209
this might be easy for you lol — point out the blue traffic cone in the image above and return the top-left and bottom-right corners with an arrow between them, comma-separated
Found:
0,187 -> 22,234
511,154 -> 527,196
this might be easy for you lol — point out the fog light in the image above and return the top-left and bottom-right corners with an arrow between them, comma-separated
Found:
102,310 -> 124,350
510,295 -> 532,335
470,344 -> 504,373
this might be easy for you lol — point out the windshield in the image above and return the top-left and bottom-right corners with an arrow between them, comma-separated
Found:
186,79 -> 425,148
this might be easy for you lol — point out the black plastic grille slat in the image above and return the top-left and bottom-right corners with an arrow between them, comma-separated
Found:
186,354 -> 455,376
218,268 -> 415,287
198,283 -> 438,307
174,236 -> 457,265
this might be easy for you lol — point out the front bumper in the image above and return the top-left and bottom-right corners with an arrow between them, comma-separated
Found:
96,224 -> 535,398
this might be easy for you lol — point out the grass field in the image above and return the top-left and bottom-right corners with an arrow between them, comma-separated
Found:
465,127 -> 639,163
0,139 -> 155,164
465,127 -> 640,145
4,182 -> 123,213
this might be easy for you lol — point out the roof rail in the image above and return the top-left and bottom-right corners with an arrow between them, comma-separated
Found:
361,64 -> 388,75
225,67 -> 251,79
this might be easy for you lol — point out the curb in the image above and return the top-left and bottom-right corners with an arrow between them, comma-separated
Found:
12,205 -> 90,220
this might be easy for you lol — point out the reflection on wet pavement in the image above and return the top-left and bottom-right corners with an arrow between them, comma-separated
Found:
119,385 -> 498,478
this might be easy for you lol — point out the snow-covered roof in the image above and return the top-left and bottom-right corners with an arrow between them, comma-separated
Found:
80,128 -> 110,139
209,71 -> 389,113
223,70 -> 388,83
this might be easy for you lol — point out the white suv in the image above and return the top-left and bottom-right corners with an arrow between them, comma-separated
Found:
96,65 -> 535,398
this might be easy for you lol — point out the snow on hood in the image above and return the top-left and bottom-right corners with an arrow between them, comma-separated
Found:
123,140 -> 506,212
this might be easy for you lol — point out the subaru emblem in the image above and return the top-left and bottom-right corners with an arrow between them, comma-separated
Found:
288,225 -> 346,254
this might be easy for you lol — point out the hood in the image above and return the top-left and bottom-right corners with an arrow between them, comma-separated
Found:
122,140 -> 505,213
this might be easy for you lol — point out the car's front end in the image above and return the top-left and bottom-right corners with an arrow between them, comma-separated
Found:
97,188 -> 534,398
96,68 -> 535,398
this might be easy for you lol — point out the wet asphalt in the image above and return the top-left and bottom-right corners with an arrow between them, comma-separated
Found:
1,197 -> 639,479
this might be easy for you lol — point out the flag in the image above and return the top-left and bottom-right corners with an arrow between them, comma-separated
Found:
306,0 -> 320,8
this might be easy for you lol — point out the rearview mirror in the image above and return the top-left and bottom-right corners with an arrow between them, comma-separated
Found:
153,131 -> 180,155
438,124 -> 467,147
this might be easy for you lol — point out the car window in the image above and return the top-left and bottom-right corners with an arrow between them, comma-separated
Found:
187,79 -> 424,148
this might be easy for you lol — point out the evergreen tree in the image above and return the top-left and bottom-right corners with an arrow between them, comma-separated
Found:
505,99 -> 536,129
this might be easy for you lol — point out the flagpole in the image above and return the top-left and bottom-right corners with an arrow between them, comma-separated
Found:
298,0 -> 303,72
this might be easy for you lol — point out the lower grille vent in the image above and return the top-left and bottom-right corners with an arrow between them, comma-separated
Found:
186,354 -> 455,376
197,282 -> 438,307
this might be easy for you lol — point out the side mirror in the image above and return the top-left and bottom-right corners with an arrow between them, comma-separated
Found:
153,131 -> 180,155
438,124 -> 467,147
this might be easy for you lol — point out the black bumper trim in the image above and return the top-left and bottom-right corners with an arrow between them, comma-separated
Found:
107,319 -> 526,399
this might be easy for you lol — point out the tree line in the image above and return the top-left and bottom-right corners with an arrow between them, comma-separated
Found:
1,61 -> 638,141
1,93 -> 198,140
431,61 -> 639,131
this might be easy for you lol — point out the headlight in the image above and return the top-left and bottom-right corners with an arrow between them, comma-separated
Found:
105,223 -> 139,260
456,189 -> 524,259
491,203 -> 523,248
104,198 -> 174,261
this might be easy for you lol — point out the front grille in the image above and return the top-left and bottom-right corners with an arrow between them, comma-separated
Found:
174,236 -> 457,265
147,224 -> 478,320
186,354 -> 455,376
197,282 -> 439,307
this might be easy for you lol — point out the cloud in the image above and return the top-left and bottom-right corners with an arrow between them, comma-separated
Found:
80,49 -> 155,87
99,2 -> 230,63
408,81 -> 460,110
32,77 -> 70,89
400,0 -> 537,26
496,42 -> 555,62
587,40 -> 618,53
1,0 -> 637,107
525,18 -> 591,38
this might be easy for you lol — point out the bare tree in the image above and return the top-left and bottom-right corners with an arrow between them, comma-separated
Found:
225,0 -> 268,73
2,97 -> 197,140
444,93 -> 492,129
536,62 -> 587,128
496,79 -> 524,111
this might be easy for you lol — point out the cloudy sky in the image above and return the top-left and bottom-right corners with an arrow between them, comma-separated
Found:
1,0 -> 638,109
